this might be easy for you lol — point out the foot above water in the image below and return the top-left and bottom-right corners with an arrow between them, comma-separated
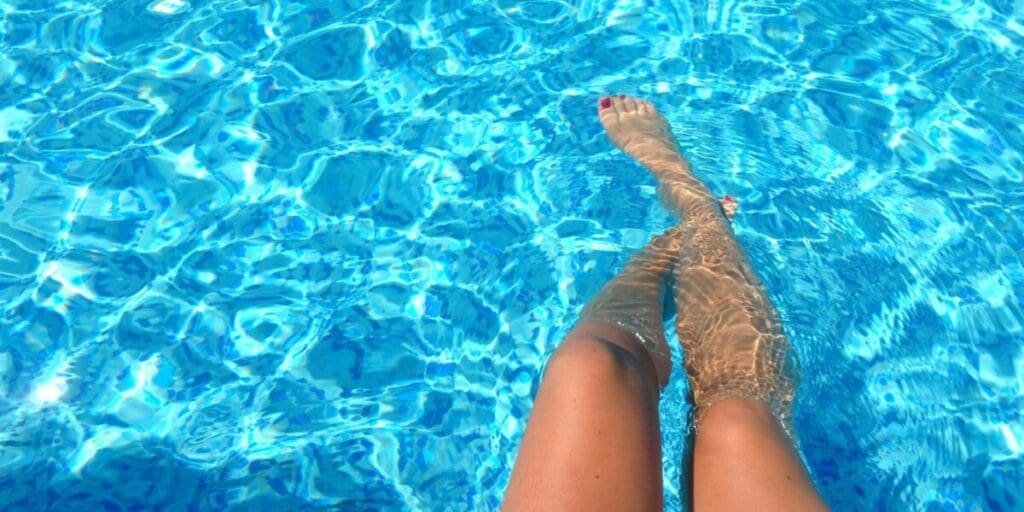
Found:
598,94 -> 738,221
597,94 -> 684,175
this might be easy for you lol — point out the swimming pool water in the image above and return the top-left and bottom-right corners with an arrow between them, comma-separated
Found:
1,0 -> 1022,510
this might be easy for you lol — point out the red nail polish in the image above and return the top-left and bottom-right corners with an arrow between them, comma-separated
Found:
724,195 -> 734,201
600,98 -> 611,109
619,94 -> 626,99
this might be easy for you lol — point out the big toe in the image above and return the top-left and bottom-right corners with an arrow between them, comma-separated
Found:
598,96 -> 620,123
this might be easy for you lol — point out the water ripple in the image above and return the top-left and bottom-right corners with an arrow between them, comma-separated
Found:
1,0 -> 1022,511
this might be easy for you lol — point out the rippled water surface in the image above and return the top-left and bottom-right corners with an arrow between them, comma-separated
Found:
2,0 -> 1023,510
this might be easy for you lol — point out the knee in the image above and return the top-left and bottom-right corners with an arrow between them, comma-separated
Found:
546,334 -> 658,394
696,397 -> 781,448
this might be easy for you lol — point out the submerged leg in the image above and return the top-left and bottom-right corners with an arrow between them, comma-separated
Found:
503,228 -> 681,512
577,226 -> 682,386
598,94 -> 828,511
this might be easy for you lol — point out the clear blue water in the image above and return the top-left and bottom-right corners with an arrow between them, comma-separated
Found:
1,0 -> 1022,510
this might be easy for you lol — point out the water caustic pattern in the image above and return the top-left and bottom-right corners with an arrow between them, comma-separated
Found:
0,0 -> 1022,510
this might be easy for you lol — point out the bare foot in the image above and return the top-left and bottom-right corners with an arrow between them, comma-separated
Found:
598,95 -> 686,177
599,94 -> 734,223
720,195 -> 738,221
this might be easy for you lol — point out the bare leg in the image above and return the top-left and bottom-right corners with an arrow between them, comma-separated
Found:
695,398 -> 828,511
598,94 -> 828,511
504,228 -> 681,512
577,226 -> 682,386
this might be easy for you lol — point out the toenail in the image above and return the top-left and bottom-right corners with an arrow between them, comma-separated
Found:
600,98 -> 611,109
724,195 -> 735,201
619,94 -> 626,99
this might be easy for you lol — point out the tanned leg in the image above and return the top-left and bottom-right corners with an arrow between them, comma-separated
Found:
504,227 -> 682,512
597,94 -> 829,511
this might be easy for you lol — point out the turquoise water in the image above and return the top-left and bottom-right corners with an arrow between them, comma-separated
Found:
1,0 -> 1023,510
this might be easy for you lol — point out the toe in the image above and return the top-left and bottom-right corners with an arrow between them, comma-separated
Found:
598,96 -> 618,123
640,100 -> 654,113
720,195 -> 739,220
610,94 -> 628,113
622,95 -> 640,112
